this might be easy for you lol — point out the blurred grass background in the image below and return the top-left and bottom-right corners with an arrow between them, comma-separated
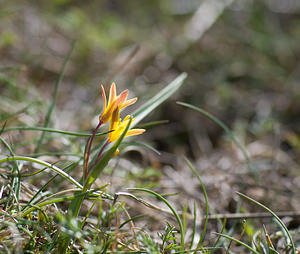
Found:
1,0 -> 300,245
1,0 -> 300,154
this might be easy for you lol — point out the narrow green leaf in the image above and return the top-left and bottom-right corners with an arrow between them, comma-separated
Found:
136,120 -> 169,129
189,201 -> 197,250
122,140 -> 161,155
22,160 -> 81,211
0,136 -> 21,201
119,214 -> 146,229
128,187 -> 185,252
0,156 -> 82,189
237,192 -> 296,254
215,233 -> 260,254
184,157 -> 209,251
132,72 -> 187,127
177,101 -> 256,175
3,126 -> 109,137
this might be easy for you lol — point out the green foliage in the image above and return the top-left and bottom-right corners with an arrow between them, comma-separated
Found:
158,222 -> 180,253
138,234 -> 160,254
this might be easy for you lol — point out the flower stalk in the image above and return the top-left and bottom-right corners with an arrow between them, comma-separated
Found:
60,83 -> 145,252
83,119 -> 103,179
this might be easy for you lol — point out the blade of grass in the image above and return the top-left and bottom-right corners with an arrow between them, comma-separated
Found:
0,156 -> 82,189
121,140 -> 161,155
184,157 -> 209,251
251,230 -> 261,252
119,214 -> 146,229
132,72 -> 187,127
128,187 -> 185,252
3,126 -> 110,137
173,247 -> 222,253
0,216 -> 52,242
0,136 -> 21,203
189,201 -> 197,250
214,233 -> 260,254
136,120 -> 169,129
21,187 -> 105,218
26,152 -> 81,157
177,102 -> 256,175
34,40 -> 75,154
237,192 -> 295,254
22,160 -> 81,211
212,218 -> 227,251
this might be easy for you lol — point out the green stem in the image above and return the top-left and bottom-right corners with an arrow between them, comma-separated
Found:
84,120 -> 103,179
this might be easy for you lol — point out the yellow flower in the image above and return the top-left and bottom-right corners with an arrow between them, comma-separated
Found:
100,83 -> 137,123
108,107 -> 145,143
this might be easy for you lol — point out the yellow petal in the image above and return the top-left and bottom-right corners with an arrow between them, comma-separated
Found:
100,85 -> 107,110
108,82 -> 116,106
108,107 -> 121,142
99,83 -> 138,124
115,90 -> 128,107
125,129 -> 145,137
121,97 -> 137,109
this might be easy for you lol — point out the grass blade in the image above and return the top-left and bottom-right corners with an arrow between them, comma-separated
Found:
136,120 -> 169,129
0,156 -> 82,189
189,201 -> 197,250
215,233 -> 260,254
237,192 -> 296,254
177,101 -> 255,175
122,140 -> 161,155
3,126 -> 109,137
0,136 -> 21,202
128,187 -> 185,252
132,73 -> 187,127
184,157 -> 209,250
22,160 -> 81,211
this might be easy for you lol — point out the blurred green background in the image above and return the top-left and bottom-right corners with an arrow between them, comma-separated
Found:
1,0 -> 300,157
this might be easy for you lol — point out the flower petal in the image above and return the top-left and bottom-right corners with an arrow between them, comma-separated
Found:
115,90 -> 128,107
100,85 -> 107,112
125,129 -> 145,137
108,107 -> 121,142
108,82 -> 116,106
121,97 -> 137,109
